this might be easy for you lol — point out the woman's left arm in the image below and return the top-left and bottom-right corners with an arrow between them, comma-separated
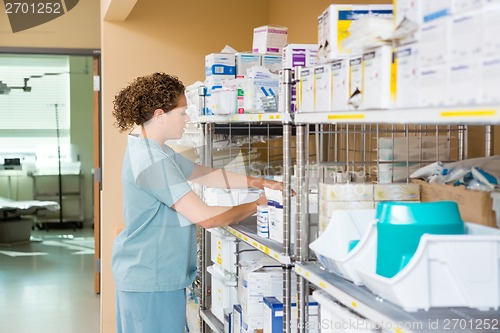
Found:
188,164 -> 283,190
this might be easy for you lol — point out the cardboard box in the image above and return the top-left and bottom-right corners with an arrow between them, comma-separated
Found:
450,10 -> 483,61
396,43 -> 421,108
415,179 -> 499,228
348,56 -> 363,109
317,4 -> 393,61
483,5 -> 500,56
298,67 -> 315,112
261,54 -> 282,74
447,60 -> 481,106
233,304 -> 242,333
419,17 -> 451,66
238,264 -> 283,316
205,53 -> 236,78
263,297 -> 319,333
314,64 -> 332,112
330,59 -> 349,111
480,56 -> 500,104
236,53 -> 261,78
282,44 -> 318,69
419,63 -> 448,107
361,45 -> 395,110
252,25 -> 288,54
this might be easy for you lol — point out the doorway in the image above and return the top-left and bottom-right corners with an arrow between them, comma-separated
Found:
0,48 -> 101,293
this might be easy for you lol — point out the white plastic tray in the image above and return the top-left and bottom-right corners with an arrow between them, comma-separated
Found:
309,209 -> 377,285
356,223 -> 500,312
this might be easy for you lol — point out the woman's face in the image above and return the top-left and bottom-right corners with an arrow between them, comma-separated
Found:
164,95 -> 190,140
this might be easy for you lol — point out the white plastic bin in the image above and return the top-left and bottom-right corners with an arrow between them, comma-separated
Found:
209,227 -> 264,276
356,223 -> 500,312
309,209 -> 377,285
312,290 -> 378,333
208,265 -> 238,323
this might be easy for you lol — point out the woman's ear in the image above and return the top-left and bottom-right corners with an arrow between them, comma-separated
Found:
153,108 -> 165,119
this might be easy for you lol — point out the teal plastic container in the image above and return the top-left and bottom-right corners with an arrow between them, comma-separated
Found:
376,201 -> 465,278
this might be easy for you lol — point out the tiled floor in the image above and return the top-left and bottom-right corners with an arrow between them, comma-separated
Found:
0,226 -> 100,333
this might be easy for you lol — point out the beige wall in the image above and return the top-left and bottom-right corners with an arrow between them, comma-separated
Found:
100,1 -> 268,331
0,0 -> 100,49
100,1 -> 498,332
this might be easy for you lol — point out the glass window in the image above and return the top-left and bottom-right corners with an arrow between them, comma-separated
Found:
0,54 -> 71,155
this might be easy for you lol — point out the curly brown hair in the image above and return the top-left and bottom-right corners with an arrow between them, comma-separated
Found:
112,72 -> 185,132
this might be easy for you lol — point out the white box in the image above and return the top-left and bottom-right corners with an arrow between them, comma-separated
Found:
206,53 -> 236,77
263,297 -> 319,333
236,53 -> 261,78
298,67 -> 315,112
419,17 -> 451,66
233,304 -> 242,333
396,44 -> 420,108
238,263 -> 283,317
452,0 -> 483,13
241,313 -> 263,333
261,54 -> 282,74
348,56 -> 363,109
320,183 -> 374,202
318,4 -> 393,61
483,5 -> 500,56
361,45 -> 395,110
447,60 -> 481,106
243,78 -> 280,113
450,10 -> 483,61
330,59 -> 350,111
252,25 -> 288,54
480,56 -> 500,104
224,308 -> 232,333
395,0 -> 422,25
314,64 -> 332,112
419,64 -> 448,107
282,44 -> 318,69
209,266 -> 238,323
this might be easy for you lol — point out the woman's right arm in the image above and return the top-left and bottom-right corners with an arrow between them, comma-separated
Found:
172,191 -> 267,229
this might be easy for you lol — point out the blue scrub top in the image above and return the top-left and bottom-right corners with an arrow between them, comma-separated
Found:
112,135 -> 197,292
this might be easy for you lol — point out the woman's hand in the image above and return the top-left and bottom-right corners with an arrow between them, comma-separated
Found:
260,178 -> 284,191
256,192 -> 267,206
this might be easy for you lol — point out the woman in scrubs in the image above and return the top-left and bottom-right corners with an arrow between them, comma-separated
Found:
111,72 -> 282,333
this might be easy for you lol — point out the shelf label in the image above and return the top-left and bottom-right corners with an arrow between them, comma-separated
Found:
243,236 -> 248,241
238,233 -> 242,238
327,113 -> 365,120
319,281 -> 327,289
264,247 -> 270,255
274,253 -> 279,259
351,301 -> 358,308
258,114 -> 263,121
252,241 -> 258,247
296,267 -> 302,273
440,110 -> 496,118
305,272 -> 310,278
395,328 -> 403,333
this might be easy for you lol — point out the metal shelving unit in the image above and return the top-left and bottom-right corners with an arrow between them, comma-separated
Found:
294,106 -> 500,125
296,262 -> 500,333
293,105 -> 500,332
198,72 -> 296,333
226,218 -> 292,265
